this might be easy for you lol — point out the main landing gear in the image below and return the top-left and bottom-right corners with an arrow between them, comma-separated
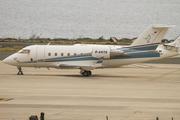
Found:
17,66 -> 23,75
80,69 -> 92,77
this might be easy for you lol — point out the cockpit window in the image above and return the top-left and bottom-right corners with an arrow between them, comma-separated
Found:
19,49 -> 30,54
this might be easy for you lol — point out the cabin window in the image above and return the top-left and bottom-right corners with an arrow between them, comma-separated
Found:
55,53 -> 57,56
61,53 -> 63,56
19,49 -> 30,54
48,53 -> 51,56
67,53 -> 70,56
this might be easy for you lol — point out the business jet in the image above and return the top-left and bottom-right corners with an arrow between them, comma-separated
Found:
3,24 -> 179,77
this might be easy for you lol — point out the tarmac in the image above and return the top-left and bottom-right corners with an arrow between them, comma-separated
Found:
0,61 -> 180,120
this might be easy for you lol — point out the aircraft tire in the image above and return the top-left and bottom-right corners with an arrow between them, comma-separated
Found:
87,71 -> 92,76
17,71 -> 23,75
83,72 -> 88,77
82,71 -> 92,77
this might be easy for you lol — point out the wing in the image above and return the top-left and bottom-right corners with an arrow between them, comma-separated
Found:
59,57 -> 104,70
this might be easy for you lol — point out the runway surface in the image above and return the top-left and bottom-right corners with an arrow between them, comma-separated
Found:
0,61 -> 180,120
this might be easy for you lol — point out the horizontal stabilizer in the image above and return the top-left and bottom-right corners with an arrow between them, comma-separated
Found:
152,25 -> 175,29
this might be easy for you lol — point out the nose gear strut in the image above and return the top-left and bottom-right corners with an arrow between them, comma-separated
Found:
17,66 -> 23,75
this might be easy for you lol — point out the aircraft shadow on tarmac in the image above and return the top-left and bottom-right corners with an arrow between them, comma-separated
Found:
59,74 -> 141,78
9,73 -> 141,78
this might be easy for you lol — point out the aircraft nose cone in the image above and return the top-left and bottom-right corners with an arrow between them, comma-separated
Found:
3,56 -> 14,65
3,53 -> 19,66
2,59 -> 5,63
3,58 -> 9,64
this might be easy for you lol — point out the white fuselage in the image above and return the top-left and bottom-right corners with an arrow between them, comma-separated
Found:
2,24 -> 178,76
3,44 -> 179,70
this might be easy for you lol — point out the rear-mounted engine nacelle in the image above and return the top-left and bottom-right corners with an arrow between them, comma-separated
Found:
92,46 -> 124,58
92,46 -> 110,58
110,49 -> 124,58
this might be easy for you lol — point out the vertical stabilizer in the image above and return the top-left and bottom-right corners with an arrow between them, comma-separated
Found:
130,24 -> 174,46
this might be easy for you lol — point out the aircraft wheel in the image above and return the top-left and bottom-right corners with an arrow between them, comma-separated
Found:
82,71 -> 88,77
17,71 -> 23,75
82,71 -> 92,77
20,71 -> 24,75
87,71 -> 92,76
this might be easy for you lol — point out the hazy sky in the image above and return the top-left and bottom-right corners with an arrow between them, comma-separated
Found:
0,0 -> 180,39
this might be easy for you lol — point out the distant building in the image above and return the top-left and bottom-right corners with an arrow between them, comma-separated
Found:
109,37 -> 118,42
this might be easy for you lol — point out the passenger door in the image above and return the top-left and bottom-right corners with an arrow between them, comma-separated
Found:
28,45 -> 37,62
36,45 -> 45,62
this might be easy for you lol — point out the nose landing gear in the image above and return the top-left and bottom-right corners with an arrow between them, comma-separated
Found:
17,66 -> 23,75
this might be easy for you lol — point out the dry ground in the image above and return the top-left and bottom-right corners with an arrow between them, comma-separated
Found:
0,61 -> 180,120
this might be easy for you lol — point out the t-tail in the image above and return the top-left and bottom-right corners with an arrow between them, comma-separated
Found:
130,24 -> 174,46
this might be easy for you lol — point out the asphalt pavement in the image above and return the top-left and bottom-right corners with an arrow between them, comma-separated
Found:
1,62 -> 180,120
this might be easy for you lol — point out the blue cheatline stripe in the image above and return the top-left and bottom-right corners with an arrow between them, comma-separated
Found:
37,60 -> 44,62
117,43 -> 159,51
22,51 -> 159,63
112,51 -> 160,59
129,42 -> 159,48
21,56 -> 97,63
23,61 -> 36,63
